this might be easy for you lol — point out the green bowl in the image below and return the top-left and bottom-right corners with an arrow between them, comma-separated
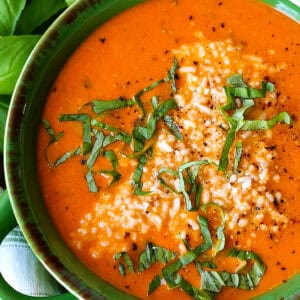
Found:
3,0 -> 300,299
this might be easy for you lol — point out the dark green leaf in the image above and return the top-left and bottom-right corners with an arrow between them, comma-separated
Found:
103,132 -> 132,147
92,99 -> 135,114
59,114 -> 92,155
233,141 -> 243,172
226,74 -> 247,87
138,242 -> 177,272
0,35 -> 40,94
0,0 -> 26,35
15,0 -> 67,34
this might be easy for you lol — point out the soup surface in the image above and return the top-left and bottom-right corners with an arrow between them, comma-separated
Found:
37,0 -> 300,299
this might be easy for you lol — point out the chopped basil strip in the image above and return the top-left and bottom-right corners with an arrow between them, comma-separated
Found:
233,141 -> 243,172
91,119 -> 132,141
53,147 -> 81,167
162,216 -> 213,287
86,170 -> 98,193
103,150 -> 118,170
148,275 -> 162,295
240,111 -> 293,130
202,261 -> 217,269
114,251 -> 134,276
42,119 -> 65,166
163,115 -> 183,140
42,119 -> 64,143
138,242 -> 177,272
218,74 -> 292,171
132,153 -> 150,195
133,98 -> 178,151
157,167 -> 180,194
92,99 -> 135,114
98,170 -> 121,185
134,58 -> 179,116
178,160 -> 213,211
86,130 -> 104,169
200,248 -> 266,292
103,132 -> 132,147
59,114 -> 92,155
202,203 -> 225,256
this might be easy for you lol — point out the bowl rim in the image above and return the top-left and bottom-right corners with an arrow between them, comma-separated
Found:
4,0 -> 300,299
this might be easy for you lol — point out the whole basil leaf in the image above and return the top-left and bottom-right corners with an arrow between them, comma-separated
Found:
0,35 -> 40,95
0,0 -> 26,35
15,0 -> 67,34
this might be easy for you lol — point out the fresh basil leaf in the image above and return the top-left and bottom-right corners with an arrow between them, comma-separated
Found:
0,96 -> 9,153
240,111 -> 293,130
42,119 -> 64,143
0,35 -> 40,94
59,114 -> 92,155
226,74 -> 247,87
15,0 -> 67,34
0,0 -> 26,35
92,99 -> 135,114
114,251 -> 134,275
86,130 -> 104,169
138,242 -> 177,272
86,170 -> 98,193
233,141 -> 243,172
168,57 -> 179,93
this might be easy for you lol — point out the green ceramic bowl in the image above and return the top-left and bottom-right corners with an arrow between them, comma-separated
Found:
2,0 -> 300,299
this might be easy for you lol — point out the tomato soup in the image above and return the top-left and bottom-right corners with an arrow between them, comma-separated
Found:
37,0 -> 300,299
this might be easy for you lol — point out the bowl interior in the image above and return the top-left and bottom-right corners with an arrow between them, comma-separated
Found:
4,0 -> 300,299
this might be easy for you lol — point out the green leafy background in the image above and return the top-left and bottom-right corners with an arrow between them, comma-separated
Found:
0,0 -> 77,188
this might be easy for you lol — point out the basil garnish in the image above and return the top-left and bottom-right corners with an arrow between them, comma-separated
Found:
218,74 -> 292,171
59,114 -> 92,155
233,141 -> 243,172
138,242 -> 177,272
200,249 -> 266,292
113,251 -> 135,276
132,152 -> 151,195
92,99 -> 135,114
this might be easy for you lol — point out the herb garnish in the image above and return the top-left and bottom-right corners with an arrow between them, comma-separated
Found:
233,141 -> 243,172
59,114 -> 92,155
218,74 -> 292,171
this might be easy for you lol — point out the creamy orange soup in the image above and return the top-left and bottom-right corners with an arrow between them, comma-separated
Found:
37,0 -> 300,299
